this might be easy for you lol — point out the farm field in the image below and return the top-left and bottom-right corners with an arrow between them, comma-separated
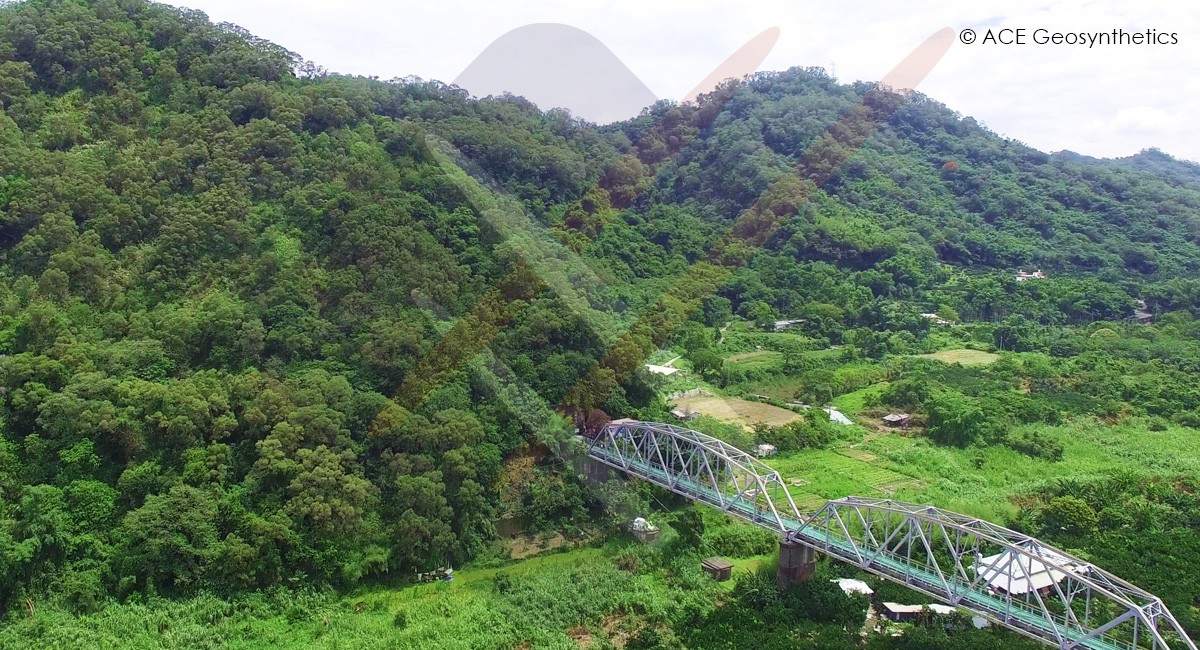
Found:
672,394 -> 802,428
915,348 -> 1000,366
724,350 -> 781,364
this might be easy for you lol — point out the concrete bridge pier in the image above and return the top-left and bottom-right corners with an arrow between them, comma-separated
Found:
777,539 -> 817,588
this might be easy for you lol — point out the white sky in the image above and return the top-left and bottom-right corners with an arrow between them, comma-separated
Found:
174,0 -> 1200,162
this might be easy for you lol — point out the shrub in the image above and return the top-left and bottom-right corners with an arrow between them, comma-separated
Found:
1171,411 -> 1200,428
493,571 -> 512,594
1004,430 -> 1064,462
706,525 -> 778,558
1038,496 -> 1098,536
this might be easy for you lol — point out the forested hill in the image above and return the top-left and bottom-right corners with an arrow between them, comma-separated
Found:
1,0 -> 1199,617
616,71 -> 1200,281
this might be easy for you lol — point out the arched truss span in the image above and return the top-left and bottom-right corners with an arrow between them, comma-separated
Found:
794,497 -> 1196,650
585,420 -> 804,532
584,421 -> 1197,650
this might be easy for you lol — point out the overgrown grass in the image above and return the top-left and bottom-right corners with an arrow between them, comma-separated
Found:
764,418 -> 1200,523
0,530 -> 764,650
915,348 -> 1000,366
829,382 -> 889,414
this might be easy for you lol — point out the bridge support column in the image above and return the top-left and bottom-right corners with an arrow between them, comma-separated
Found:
777,539 -> 816,588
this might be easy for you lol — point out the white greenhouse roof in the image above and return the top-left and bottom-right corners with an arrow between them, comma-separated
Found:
971,547 -> 1087,595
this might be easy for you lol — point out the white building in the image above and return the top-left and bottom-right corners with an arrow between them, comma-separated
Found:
823,407 -> 853,425
754,443 -> 777,458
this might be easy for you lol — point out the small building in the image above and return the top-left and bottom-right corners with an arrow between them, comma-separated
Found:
645,364 -> 680,376
881,602 -> 989,627
754,443 -> 777,458
1133,300 -> 1153,325
773,319 -> 806,332
882,413 -> 912,429
927,604 -> 956,616
416,567 -> 454,583
831,578 -> 874,597
881,602 -> 924,622
920,313 -> 952,326
670,407 -> 699,421
1015,269 -> 1046,281
630,517 -> 660,543
701,556 -> 734,581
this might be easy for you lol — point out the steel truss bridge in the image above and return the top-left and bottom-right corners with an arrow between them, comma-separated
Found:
585,420 -> 1196,650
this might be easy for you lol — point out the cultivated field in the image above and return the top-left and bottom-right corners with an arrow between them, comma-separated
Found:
915,348 -> 1000,366
672,395 -> 802,429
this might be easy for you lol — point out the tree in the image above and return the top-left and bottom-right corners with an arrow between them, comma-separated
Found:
669,509 -> 705,549
118,485 -> 220,593
689,348 -> 724,380
925,390 -> 999,447
1039,496 -> 1098,537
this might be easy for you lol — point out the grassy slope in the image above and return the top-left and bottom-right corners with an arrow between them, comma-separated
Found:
914,349 -> 1000,366
769,419 -> 1200,523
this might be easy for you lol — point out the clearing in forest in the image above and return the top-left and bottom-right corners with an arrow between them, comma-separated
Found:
916,348 -> 999,366
724,350 -> 780,364
672,395 -> 802,429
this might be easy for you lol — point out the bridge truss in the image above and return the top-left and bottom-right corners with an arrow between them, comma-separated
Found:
585,420 -> 804,532
584,421 -> 1197,650
794,497 -> 1195,650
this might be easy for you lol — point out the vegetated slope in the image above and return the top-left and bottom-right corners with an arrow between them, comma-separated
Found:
637,69 -> 1200,278
0,0 -> 1199,619
0,0 -> 638,609
579,76 -> 1200,355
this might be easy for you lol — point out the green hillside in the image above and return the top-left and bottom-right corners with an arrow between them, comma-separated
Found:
0,1 -> 1198,648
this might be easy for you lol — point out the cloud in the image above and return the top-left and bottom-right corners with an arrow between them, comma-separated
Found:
1110,106 -> 1181,134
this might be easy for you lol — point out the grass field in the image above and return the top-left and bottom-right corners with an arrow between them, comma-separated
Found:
739,376 -> 806,401
915,348 -> 1000,366
672,394 -> 802,428
763,418 -> 1200,523
830,382 -> 889,415
725,350 -> 780,364
722,350 -> 783,373
768,448 -> 927,512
